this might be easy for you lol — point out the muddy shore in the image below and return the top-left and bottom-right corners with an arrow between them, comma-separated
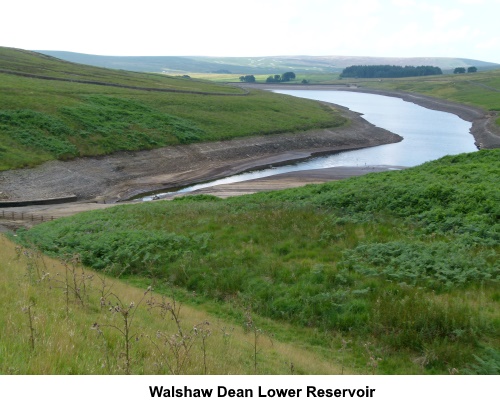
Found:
0,165 -> 404,233
0,102 -> 401,203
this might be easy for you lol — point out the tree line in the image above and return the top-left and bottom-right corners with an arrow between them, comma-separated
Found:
340,65 -> 443,79
239,72 -> 297,83
454,66 -> 477,74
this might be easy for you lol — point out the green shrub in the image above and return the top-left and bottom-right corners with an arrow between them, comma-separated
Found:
463,347 -> 500,374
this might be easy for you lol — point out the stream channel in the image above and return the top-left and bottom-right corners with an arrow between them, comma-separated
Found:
139,90 -> 477,201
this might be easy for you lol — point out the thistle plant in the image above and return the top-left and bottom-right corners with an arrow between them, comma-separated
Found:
92,287 -> 151,374
22,299 -> 36,351
243,307 -> 273,374
146,292 -> 197,374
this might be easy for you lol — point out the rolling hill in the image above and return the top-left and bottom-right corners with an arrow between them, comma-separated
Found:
35,51 -> 500,74
0,47 -> 345,170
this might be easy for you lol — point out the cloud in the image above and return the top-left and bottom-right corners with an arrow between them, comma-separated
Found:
1,0 -> 499,62
458,0 -> 484,4
476,37 -> 500,50
391,0 -> 417,7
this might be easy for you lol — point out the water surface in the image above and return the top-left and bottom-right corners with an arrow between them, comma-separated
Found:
140,90 -> 476,200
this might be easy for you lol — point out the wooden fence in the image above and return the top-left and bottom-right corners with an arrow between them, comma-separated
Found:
0,210 -> 59,223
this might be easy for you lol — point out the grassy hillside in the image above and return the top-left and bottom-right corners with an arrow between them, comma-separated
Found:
14,149 -> 500,374
351,69 -> 500,119
0,235 -> 346,375
0,47 -> 345,170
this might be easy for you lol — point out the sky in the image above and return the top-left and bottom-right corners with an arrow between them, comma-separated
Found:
2,0 -> 500,63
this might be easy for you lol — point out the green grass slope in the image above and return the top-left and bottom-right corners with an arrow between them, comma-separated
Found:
0,47 -> 345,170
0,235 -> 347,375
356,69 -> 500,115
16,149 -> 500,374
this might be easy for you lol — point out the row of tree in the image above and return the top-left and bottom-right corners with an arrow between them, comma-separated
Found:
239,75 -> 256,83
454,66 -> 477,74
265,72 -> 296,83
238,66 -> 478,83
340,65 -> 443,79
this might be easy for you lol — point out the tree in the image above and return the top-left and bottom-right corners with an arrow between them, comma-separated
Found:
454,67 -> 466,74
266,75 -> 282,83
467,66 -> 478,73
239,75 -> 256,83
282,72 -> 296,82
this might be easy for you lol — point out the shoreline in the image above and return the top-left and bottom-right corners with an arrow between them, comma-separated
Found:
0,103 -> 401,204
247,83 -> 500,149
1,84 -> 498,231
0,165 -> 405,233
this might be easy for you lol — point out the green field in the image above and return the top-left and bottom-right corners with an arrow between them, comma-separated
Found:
0,47 -> 345,170
37,50 -> 500,75
12,150 -> 500,374
359,70 -> 500,112
187,72 -> 342,84
0,235 -> 347,375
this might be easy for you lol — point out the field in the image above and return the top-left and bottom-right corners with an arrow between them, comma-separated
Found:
190,69 -> 500,127
10,150 -> 500,374
37,51 -> 500,75
187,73 -> 341,83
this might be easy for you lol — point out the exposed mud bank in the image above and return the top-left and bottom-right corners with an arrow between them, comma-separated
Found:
0,105 -> 401,203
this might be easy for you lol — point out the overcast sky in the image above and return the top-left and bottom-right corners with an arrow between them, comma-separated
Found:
2,0 -> 499,63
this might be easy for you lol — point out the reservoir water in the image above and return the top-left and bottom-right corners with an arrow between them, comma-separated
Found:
141,90 -> 477,199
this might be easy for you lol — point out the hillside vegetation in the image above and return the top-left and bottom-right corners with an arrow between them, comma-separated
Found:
0,47 -> 345,170
14,150 -> 500,374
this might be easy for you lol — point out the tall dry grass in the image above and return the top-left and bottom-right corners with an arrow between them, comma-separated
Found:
0,235 -> 346,374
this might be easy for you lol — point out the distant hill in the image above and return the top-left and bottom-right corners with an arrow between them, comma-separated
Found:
36,51 -> 500,74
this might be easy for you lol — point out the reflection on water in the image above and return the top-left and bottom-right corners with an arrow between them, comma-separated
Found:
140,90 -> 476,200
